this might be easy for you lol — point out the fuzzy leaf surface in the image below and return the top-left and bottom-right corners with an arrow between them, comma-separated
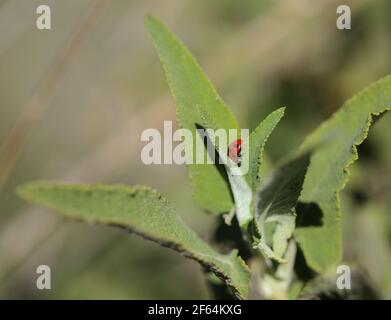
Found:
17,181 -> 250,298
296,75 -> 391,272
145,15 -> 239,214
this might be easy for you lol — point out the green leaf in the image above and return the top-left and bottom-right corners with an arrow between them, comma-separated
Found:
17,181 -> 250,299
296,75 -> 391,273
260,240 -> 297,299
186,117 -> 253,229
255,153 -> 311,262
145,15 -> 239,214
248,108 -> 285,191
198,106 -> 286,230
194,104 -> 253,227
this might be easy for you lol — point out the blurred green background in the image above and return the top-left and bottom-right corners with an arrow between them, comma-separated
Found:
0,0 -> 390,299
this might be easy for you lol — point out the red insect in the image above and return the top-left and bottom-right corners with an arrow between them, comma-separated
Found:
227,139 -> 243,164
